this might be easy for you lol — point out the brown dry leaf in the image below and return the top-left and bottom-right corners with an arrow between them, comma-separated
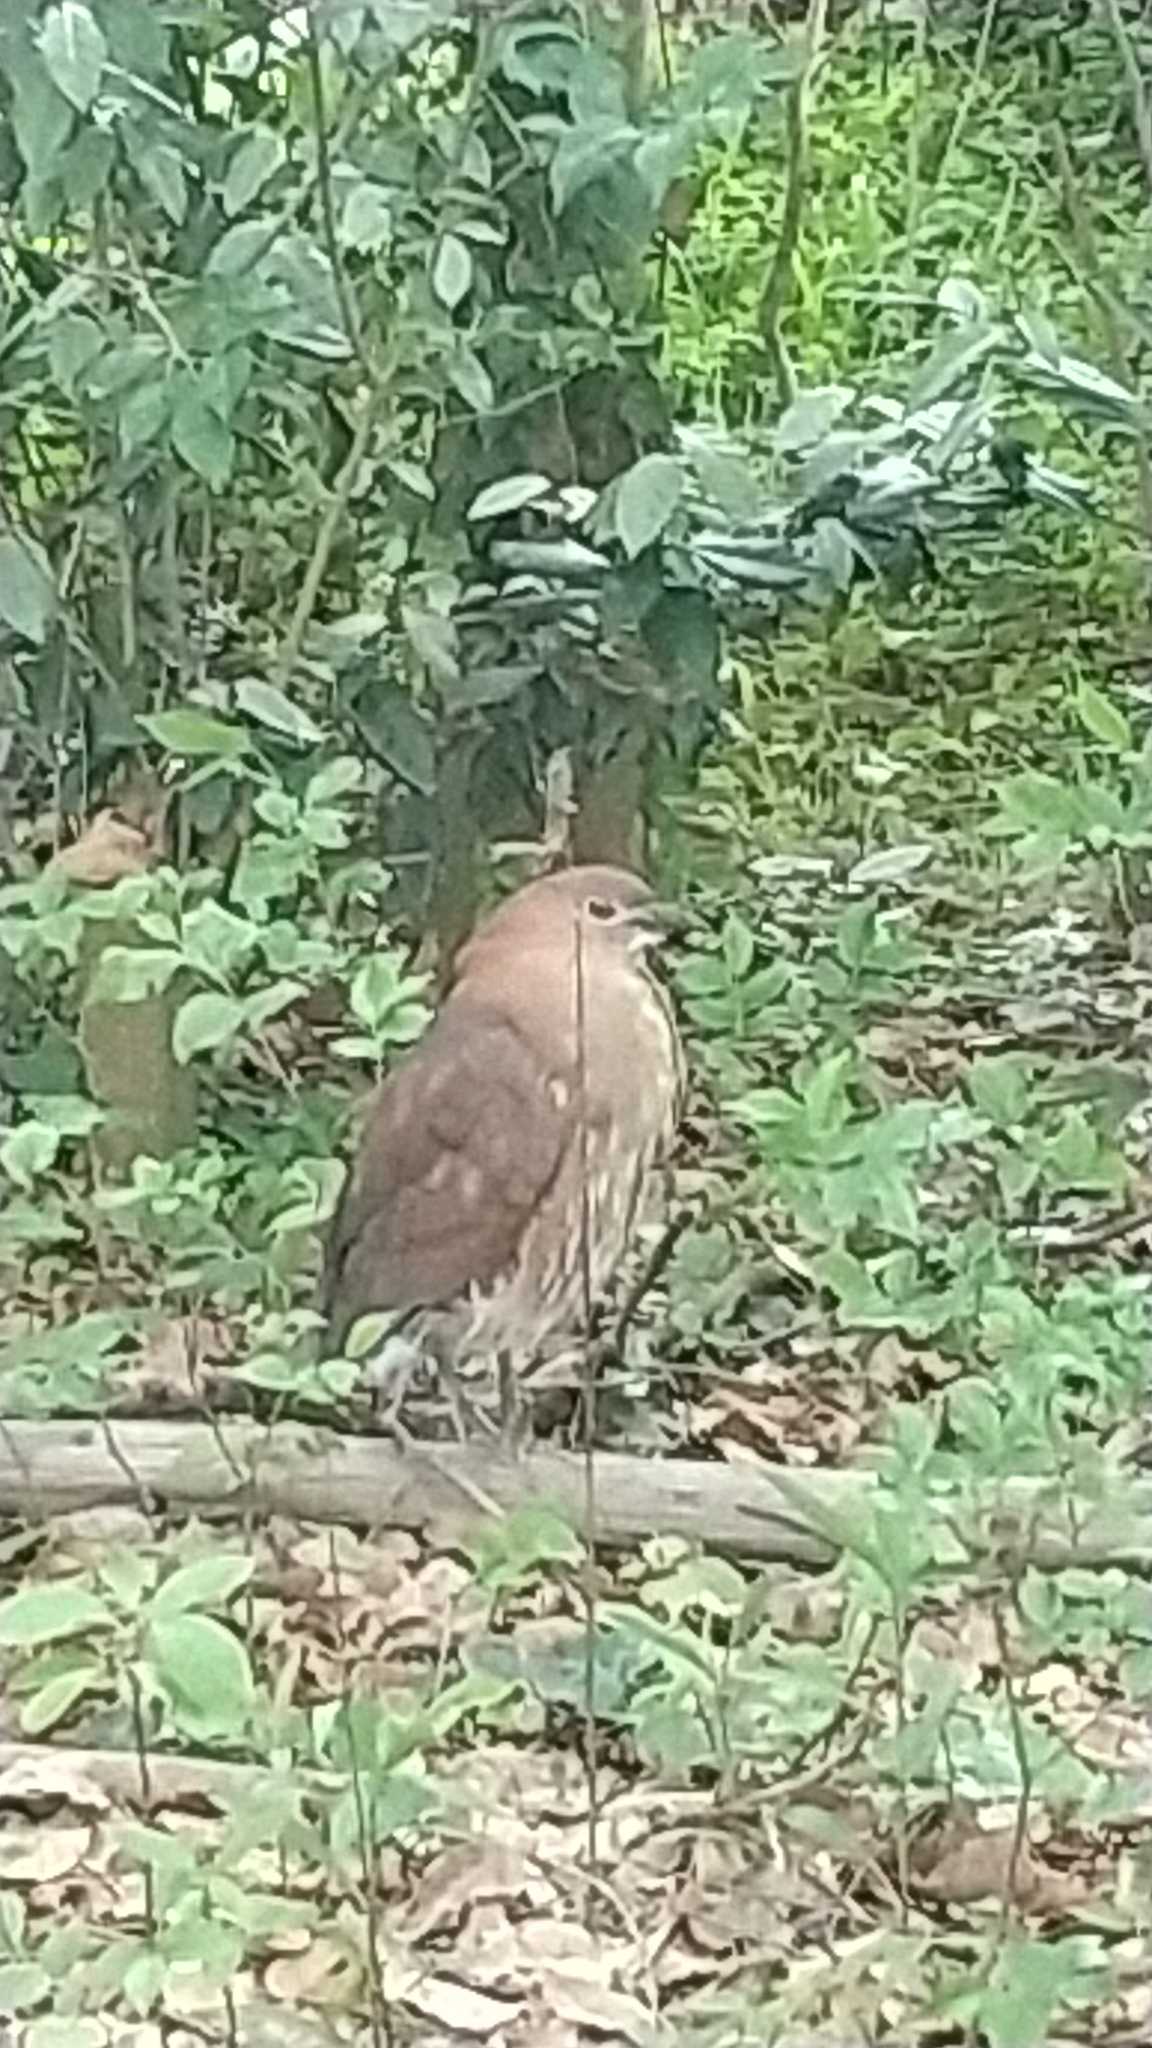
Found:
0,1819 -> 92,1883
915,1823 -> 1038,1905
543,1958 -> 653,2041
52,811 -> 153,886
401,1841 -> 540,1941
265,1938 -> 361,2006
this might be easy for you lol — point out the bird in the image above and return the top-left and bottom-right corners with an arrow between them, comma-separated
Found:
319,863 -> 684,1434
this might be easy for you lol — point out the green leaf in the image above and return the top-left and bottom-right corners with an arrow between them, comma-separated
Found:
21,1665 -> 101,1735
614,453 -> 684,558
0,1122 -> 63,1188
137,709 -> 249,757
7,48 -> 74,177
171,383 -> 234,490
86,945 -> 182,1002
147,1614 -> 255,1733
775,385 -> 853,454
39,1 -> 106,111
172,992 -> 247,1064
431,232 -> 472,309
223,128 -> 285,216
0,1964 -> 52,2016
467,473 -> 552,520
48,311 -> 105,392
0,1584 -> 115,1646
235,676 -> 324,745
1075,680 -> 1132,752
148,1555 -> 253,1618
134,139 -> 187,224
207,220 -> 278,275
340,181 -> 393,251
0,534 -> 55,644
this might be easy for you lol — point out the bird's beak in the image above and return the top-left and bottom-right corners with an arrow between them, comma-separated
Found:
625,899 -> 683,945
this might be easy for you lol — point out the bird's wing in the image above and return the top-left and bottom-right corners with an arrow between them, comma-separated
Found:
319,1000 -> 571,1348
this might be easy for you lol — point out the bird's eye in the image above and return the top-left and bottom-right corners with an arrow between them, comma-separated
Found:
586,897 -> 618,922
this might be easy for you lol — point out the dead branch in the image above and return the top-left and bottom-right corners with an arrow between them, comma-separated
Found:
0,1418 -> 1149,1569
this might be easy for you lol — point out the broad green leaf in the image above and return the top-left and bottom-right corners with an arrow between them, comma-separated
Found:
448,348 -> 493,412
0,1584 -> 115,1646
207,220 -> 279,275
906,319 -> 1001,411
340,181 -> 393,251
172,992 -> 247,1064
235,676 -> 323,745
138,709 -> 249,757
431,232 -> 472,309
775,385 -> 853,454
0,1965 -> 52,2016
467,473 -> 552,520
148,1555 -> 253,1618
0,534 -> 55,644
147,1614 -> 255,1731
39,1 -> 106,111
8,51 -> 74,177
86,945 -> 182,1002
614,453 -> 684,559
21,1665 -> 101,1735
0,1122 -> 63,1188
171,385 -> 234,490
223,128 -> 284,216
48,311 -> 104,390
134,140 -> 187,224
1075,680 -> 1132,752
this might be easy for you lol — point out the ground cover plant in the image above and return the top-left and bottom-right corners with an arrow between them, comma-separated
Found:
4,1 -> 1152,2043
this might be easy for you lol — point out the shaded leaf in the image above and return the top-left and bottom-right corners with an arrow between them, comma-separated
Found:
138,709 -> 249,757
223,128 -> 284,216
615,453 -> 684,558
235,677 -> 324,745
468,473 -> 552,521
39,1 -> 106,111
0,534 -> 55,644
431,232 -> 472,309
172,992 -> 248,1064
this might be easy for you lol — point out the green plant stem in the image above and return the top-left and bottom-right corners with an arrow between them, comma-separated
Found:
1049,122 -> 1152,560
756,0 -> 830,410
1102,0 -> 1152,207
933,0 -> 999,192
276,393 -> 377,681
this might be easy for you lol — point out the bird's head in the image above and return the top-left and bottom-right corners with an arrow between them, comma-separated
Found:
457,864 -> 678,979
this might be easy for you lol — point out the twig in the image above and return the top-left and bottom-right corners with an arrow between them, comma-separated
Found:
305,8 -> 363,363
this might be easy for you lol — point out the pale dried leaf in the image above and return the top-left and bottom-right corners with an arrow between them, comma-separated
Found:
52,811 -> 153,885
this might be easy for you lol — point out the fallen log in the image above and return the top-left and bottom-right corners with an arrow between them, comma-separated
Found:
0,1417 -> 1148,1569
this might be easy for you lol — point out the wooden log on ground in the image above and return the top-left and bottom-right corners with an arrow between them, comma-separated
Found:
0,1418 -> 1147,1567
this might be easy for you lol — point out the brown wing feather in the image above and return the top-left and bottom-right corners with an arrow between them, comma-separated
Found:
320,999 -> 570,1349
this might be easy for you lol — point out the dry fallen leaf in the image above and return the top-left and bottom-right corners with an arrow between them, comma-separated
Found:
51,811 -> 153,885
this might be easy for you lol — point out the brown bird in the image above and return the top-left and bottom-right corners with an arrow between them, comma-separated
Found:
320,864 -> 684,1430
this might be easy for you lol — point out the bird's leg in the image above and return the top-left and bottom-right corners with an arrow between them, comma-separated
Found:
438,1353 -> 498,1441
496,1350 -> 526,1452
